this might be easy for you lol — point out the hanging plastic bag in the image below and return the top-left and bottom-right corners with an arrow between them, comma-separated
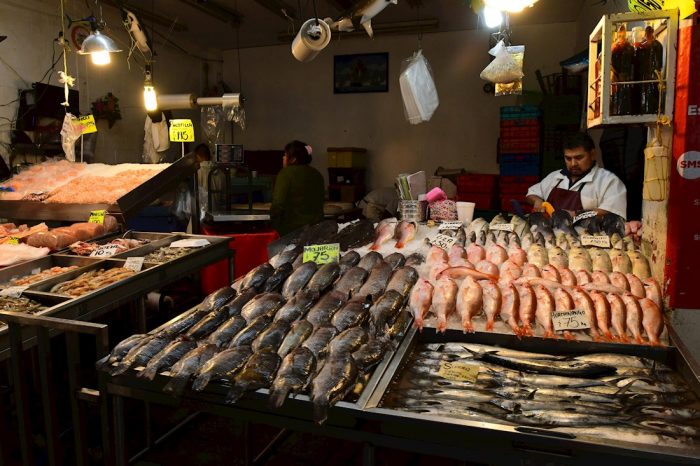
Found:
480,45 -> 524,84
488,39 -> 506,57
495,45 -> 525,96
201,106 -> 225,149
643,133 -> 670,201
399,50 -> 439,124
222,93 -> 247,130
60,113 -> 82,162
142,113 -> 170,163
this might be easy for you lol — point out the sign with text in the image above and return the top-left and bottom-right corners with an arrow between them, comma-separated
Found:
169,119 -> 195,142
581,235 -> 611,248
303,243 -> 340,264
0,286 -> 28,298
432,234 -> 457,251
7,237 -> 20,245
124,257 -> 145,272
89,244 -> 121,258
573,210 -> 598,224
552,309 -> 591,332
437,361 -> 480,383
170,238 -> 210,248
438,221 -> 463,231
88,210 -> 106,224
77,114 -> 97,134
490,223 -> 514,232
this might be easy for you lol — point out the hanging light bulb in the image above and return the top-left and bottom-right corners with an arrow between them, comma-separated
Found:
143,65 -> 158,112
91,51 -> 111,65
78,26 -> 121,65
483,6 -> 503,29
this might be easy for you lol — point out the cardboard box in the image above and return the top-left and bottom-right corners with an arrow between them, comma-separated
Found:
327,147 -> 368,168
427,176 -> 457,199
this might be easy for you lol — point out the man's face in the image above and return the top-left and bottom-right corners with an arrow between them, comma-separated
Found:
564,146 -> 594,177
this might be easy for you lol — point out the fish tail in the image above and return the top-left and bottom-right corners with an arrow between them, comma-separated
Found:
369,243 -> 380,251
225,384 -> 246,404
95,354 -> 111,370
485,319 -> 495,331
563,331 -> 577,341
437,318 -> 447,333
522,324 -> 533,337
395,240 -> 405,249
109,362 -> 130,376
413,316 -> 424,330
268,385 -> 291,409
138,365 -> 159,381
312,394 -> 330,425
604,331 -> 614,341
190,373 -> 212,392
163,373 -> 190,396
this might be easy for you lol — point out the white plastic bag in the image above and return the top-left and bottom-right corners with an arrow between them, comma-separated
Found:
480,45 -> 524,84
142,113 -> 170,164
495,45 -> 525,96
60,113 -> 82,162
399,50 -> 439,124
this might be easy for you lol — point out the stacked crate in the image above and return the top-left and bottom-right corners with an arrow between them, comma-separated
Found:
456,173 -> 499,210
499,105 -> 542,213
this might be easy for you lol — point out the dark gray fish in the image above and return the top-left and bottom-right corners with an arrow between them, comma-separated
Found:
353,337 -> 391,372
338,250 -> 361,274
138,338 -> 198,381
268,247 -> 299,269
199,286 -> 236,312
206,315 -> 248,348
306,263 -> 341,294
328,326 -> 368,355
296,220 -> 339,248
273,289 -> 318,324
269,346 -> 317,408
238,263 -> 274,292
282,262 -> 317,299
222,287 -> 258,317
302,324 -> 339,361
263,263 -> 294,292
110,335 -> 173,376
347,372 -> 372,402
229,314 -> 273,347
384,252 -> 406,270
226,348 -> 281,404
97,334 -> 147,368
528,212 -> 553,230
387,310 -> 411,340
159,309 -> 209,337
292,253 -> 304,269
278,319 -> 314,358
331,298 -> 372,332
335,219 -> 375,251
369,290 -> 404,336
455,227 -> 466,247
240,292 -> 285,322
311,352 -> 358,424
467,348 -> 616,378
385,266 -> 418,297
333,266 -> 368,298
601,213 -> 626,237
191,346 -> 252,392
356,251 -> 383,272
552,210 -> 576,235
355,261 -> 392,302
251,320 -> 291,352
306,290 -> 347,328
163,344 -> 218,396
405,253 -> 425,267
185,307 -> 230,340
577,214 -> 602,234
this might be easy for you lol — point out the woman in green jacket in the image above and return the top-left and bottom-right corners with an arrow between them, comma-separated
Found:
270,140 -> 325,236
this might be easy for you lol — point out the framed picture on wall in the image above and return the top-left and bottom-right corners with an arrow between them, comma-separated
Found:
334,53 -> 389,94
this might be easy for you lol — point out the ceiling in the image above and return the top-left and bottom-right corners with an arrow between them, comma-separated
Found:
104,0 -> 589,52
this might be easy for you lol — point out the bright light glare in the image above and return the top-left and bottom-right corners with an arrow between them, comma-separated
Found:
484,7 -> 503,28
91,51 -> 111,65
144,85 -> 158,111
484,0 -> 538,13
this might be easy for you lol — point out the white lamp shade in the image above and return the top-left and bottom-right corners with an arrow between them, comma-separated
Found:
78,30 -> 122,55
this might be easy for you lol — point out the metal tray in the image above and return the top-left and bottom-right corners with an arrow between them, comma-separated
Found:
54,231 -> 175,258
0,255 -> 101,288
362,327 -> 700,465
0,292 -> 72,354
113,234 -> 219,264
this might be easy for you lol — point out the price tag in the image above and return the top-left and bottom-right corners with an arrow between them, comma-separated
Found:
77,114 -> 97,134
124,257 -> 145,272
437,361 -> 480,383
490,223 -> 514,232
303,243 -> 340,264
90,244 -> 121,257
432,234 -> 457,251
170,238 -> 211,248
88,210 -> 106,224
581,235 -> 611,248
438,221 -> 463,231
169,119 -> 195,142
552,309 -> 591,332
7,237 -> 20,245
573,210 -> 598,224
0,286 -> 28,298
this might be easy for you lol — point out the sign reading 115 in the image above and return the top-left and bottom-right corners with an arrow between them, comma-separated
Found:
169,119 -> 195,143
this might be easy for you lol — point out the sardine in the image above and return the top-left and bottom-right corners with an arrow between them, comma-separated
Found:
110,335 -> 173,376
282,262 -> 317,299
331,298 -> 372,332
240,292 -> 285,322
302,324 -> 339,360
357,251 -> 384,271
191,346 -> 252,392
262,263 -> 294,292
98,334 -> 147,368
306,263 -> 341,294
355,261 -> 392,301
277,319 -> 314,358
273,289 -> 317,324
138,338 -> 198,381
226,348 -> 281,404
186,307 -> 230,340
466,348 -> 616,378
269,346 -> 317,408
237,263 -> 274,292
385,266 -> 418,298
553,426 -> 691,447
306,290 -> 347,328
310,352 -> 358,424
163,344 -> 218,396
229,314 -> 273,347
506,410 -> 627,427
333,266 -> 368,298
251,320 -> 291,352
369,289 -> 404,335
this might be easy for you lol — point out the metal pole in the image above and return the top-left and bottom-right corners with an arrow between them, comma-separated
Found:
66,332 -> 88,466
37,327 -> 60,466
8,324 -> 33,466
114,395 -> 126,466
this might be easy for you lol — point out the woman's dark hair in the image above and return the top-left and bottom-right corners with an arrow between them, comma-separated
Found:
194,143 -> 211,161
284,140 -> 312,165
562,132 -> 595,153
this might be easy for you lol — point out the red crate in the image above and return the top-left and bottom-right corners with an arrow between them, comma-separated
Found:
500,138 -> 541,154
457,173 -> 499,192
499,175 -> 539,194
500,125 -> 541,140
456,192 -> 497,210
500,118 -> 541,128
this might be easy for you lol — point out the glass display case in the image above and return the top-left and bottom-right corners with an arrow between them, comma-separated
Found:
587,9 -> 678,128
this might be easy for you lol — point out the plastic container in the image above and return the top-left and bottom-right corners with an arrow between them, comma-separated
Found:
398,200 -> 428,222
456,201 -> 476,225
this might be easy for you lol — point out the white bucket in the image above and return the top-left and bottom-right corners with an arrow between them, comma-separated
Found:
292,18 -> 332,63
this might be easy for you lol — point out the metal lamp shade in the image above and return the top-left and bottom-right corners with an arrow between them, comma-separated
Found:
78,30 -> 122,55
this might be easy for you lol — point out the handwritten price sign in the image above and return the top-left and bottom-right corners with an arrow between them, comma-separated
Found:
169,119 -> 194,142
573,210 -> 598,224
438,221 -> 463,231
89,244 -> 121,258
437,361 -> 480,383
581,235 -> 611,248
432,234 -> 457,251
303,243 -> 340,264
77,114 -> 97,134
490,223 -> 514,232
88,210 -> 106,224
552,309 -> 591,332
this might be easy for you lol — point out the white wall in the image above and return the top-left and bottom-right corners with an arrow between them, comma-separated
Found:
0,0 -> 220,165
222,23 -> 577,190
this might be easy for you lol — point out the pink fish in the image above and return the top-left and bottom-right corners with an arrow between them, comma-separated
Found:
575,270 -> 592,285
522,264 -> 541,278
607,293 -> 628,343
516,282 -> 536,336
640,297 -> 664,346
573,288 -> 600,340
479,280 -> 502,331
409,278 -> 434,331
591,271 -> 611,284
609,272 -> 630,292
625,273 -> 645,299
582,282 -> 626,294
448,244 -> 467,265
534,284 -> 556,339
558,268 -> 577,287
456,277 -> 482,333
466,243 -> 486,265
394,221 -> 417,249
499,282 -> 521,335
554,288 -> 575,341
427,246 -> 448,265
621,293 -> 644,344
541,265 -> 561,283
590,290 -> 613,341
370,220 -> 396,250
432,276 -> 457,333
438,266 -> 496,282
475,260 -> 500,278
486,244 -> 508,265
428,261 -> 449,282
642,277 -> 662,309
499,260 -> 522,283
507,246 -> 527,267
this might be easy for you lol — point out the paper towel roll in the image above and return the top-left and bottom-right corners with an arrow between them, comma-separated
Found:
221,93 -> 240,107
292,18 -> 331,63
157,94 -> 197,109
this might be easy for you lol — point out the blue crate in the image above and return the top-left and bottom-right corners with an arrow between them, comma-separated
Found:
500,153 -> 541,164
500,105 -> 541,120
499,160 -> 540,177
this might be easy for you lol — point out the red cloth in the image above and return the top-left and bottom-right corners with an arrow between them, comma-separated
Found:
200,225 -> 279,294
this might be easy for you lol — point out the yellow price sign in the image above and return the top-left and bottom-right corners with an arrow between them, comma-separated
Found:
169,119 -> 195,142
7,237 -> 20,245
437,361 -> 480,383
88,210 -> 106,224
303,243 -> 340,264
77,114 -> 97,134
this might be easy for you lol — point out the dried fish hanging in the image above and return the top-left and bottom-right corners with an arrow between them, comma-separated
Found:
643,70 -> 671,201
58,0 -> 81,162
